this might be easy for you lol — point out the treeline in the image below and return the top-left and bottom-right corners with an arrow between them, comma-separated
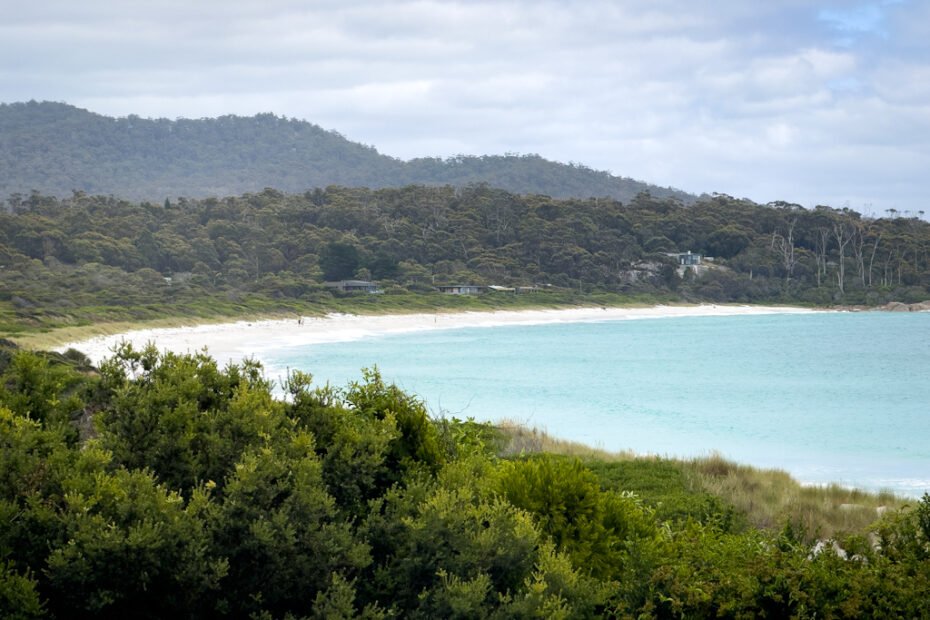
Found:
2,343 -> 929,618
2,185 -> 929,332
0,101 -> 692,203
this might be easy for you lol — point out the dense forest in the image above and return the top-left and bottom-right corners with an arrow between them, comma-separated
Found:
2,341 -> 929,618
2,185 -> 929,336
0,102 -> 694,203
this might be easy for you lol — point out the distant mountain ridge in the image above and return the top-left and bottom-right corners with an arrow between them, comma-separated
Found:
0,100 -> 697,203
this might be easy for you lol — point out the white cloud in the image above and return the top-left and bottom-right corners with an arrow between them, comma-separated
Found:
0,0 -> 928,211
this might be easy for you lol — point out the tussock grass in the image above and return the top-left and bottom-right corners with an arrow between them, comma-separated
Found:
496,419 -> 635,461
687,453 -> 905,539
495,423 -> 908,540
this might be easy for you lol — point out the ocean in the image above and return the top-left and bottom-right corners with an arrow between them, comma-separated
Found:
263,311 -> 930,496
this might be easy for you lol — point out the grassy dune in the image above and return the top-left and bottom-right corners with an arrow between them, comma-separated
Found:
497,422 -> 908,541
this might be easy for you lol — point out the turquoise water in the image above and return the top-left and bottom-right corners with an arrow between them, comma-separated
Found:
264,312 -> 930,496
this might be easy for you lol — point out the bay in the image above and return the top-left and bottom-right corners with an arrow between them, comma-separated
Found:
264,312 -> 930,496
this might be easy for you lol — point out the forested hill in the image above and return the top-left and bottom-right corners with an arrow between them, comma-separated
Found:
0,101 -> 695,203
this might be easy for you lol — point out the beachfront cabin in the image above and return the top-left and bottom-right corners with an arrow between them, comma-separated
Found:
487,285 -> 516,293
437,285 -> 484,295
325,280 -> 382,294
516,286 -> 540,294
668,251 -> 702,266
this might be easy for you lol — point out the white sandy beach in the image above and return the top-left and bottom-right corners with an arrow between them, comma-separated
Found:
59,304 -> 819,367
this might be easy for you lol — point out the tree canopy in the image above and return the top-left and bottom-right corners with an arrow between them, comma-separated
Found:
2,186 -> 928,337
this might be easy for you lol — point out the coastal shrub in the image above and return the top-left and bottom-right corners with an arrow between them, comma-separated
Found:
1,405 -> 224,618
42,465 -> 224,619
360,462 -> 607,618
345,368 -> 445,480
587,458 -> 743,530
496,456 -> 659,581
211,434 -> 370,618
96,343 -> 286,495
0,561 -> 43,620
434,415 -> 503,460
285,370 -> 400,518
918,492 -> 930,544
0,350 -> 84,431
0,407 -> 76,576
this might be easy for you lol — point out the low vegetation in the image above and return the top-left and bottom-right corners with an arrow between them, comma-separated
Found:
499,424 -> 906,541
2,341 -> 928,618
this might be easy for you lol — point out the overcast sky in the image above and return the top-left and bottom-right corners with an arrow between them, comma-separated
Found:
2,1 -> 928,214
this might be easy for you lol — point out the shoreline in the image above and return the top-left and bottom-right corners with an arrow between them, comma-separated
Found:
59,303 -> 819,367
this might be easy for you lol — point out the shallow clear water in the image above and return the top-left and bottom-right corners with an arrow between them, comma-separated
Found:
265,312 -> 930,496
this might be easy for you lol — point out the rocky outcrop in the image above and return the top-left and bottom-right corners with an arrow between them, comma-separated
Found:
880,300 -> 930,312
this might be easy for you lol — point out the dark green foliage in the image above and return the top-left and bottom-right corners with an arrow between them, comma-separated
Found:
4,184 -> 930,340
285,371 -> 398,518
878,493 -> 930,564
211,434 -> 369,618
0,409 -> 74,577
587,459 -> 743,530
497,456 -> 661,582
96,343 -> 284,495
2,339 -> 930,618
360,460 -> 608,618
705,226 -> 752,259
434,416 -> 504,461
42,467 -> 224,619
918,492 -> 930,543
1,408 -> 224,619
309,573 -> 387,620
499,458 -> 607,558
345,368 -> 445,481
319,241 -> 361,281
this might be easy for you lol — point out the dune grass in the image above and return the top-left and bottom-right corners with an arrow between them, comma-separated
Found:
495,419 -> 637,461
495,422 -> 909,541
685,453 -> 904,539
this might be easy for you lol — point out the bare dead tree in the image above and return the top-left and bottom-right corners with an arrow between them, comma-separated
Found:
833,220 -> 854,294
882,248 -> 895,287
866,229 -> 882,288
814,228 -> 831,287
772,217 -> 799,287
852,223 -> 865,288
